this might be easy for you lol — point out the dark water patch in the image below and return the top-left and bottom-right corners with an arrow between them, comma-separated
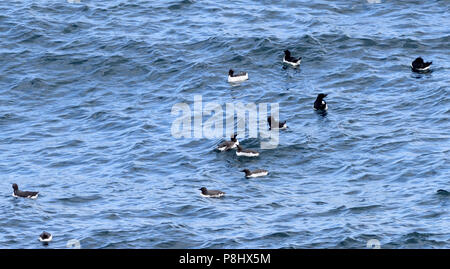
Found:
57,195 -> 103,205
436,189 -> 449,196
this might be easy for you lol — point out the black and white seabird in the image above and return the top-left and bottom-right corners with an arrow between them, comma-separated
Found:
39,231 -> 53,243
411,57 -> 432,72
314,93 -> 328,111
12,183 -> 38,199
283,50 -> 302,67
216,133 -> 239,151
267,116 -> 287,130
236,145 -> 259,157
199,187 -> 225,198
241,169 -> 269,178
228,69 -> 248,83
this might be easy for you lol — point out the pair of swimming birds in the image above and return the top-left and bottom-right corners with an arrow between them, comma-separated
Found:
217,137 -> 259,157
199,169 -> 269,198
215,115 -> 289,155
227,50 -> 302,83
216,133 -> 259,157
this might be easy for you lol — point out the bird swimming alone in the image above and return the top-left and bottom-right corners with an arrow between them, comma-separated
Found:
411,57 -> 432,72
39,231 -> 53,243
216,133 -> 239,151
241,169 -> 269,178
283,50 -> 302,67
314,93 -> 328,111
267,116 -> 287,130
199,187 -> 225,198
12,183 -> 39,199
228,69 -> 248,83
236,145 -> 260,157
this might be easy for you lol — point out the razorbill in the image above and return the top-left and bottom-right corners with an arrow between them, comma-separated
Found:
199,187 -> 225,198
241,169 -> 269,178
236,145 -> 259,157
39,231 -> 53,243
12,183 -> 39,199
267,116 -> 287,130
228,69 -> 248,83
216,133 -> 239,151
283,50 -> 302,67
411,57 -> 432,72
314,93 -> 328,111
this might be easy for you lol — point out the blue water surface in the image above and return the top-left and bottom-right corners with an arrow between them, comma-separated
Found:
0,0 -> 449,248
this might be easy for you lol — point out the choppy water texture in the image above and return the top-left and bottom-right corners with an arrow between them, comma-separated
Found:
0,0 -> 449,249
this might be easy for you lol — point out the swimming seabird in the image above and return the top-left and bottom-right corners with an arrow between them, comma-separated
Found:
228,69 -> 249,83
39,231 -> 53,243
199,187 -> 225,198
267,116 -> 287,130
216,133 -> 239,151
241,169 -> 269,178
12,183 -> 39,199
236,145 -> 259,157
411,57 -> 432,72
283,50 -> 302,67
314,93 -> 328,111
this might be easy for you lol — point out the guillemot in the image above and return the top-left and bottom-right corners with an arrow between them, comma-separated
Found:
216,133 -> 239,151
241,169 -> 269,178
228,69 -> 248,83
411,57 -> 432,72
199,187 -> 225,198
39,231 -> 53,243
12,183 -> 39,199
283,50 -> 302,67
236,145 -> 259,157
267,116 -> 287,130
314,93 -> 328,111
